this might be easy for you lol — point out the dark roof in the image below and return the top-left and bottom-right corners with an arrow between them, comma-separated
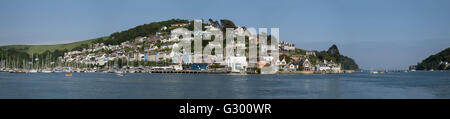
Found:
292,59 -> 310,65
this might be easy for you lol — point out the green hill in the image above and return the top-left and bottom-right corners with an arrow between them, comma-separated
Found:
0,19 -> 190,55
416,47 -> 450,70
1,19 -> 360,70
317,44 -> 359,70
0,38 -> 101,54
284,45 -> 359,70
94,19 -> 190,45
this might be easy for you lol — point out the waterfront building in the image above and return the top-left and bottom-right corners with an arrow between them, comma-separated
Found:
276,58 -> 287,70
172,54 -> 183,64
189,63 -> 208,70
291,58 -> 312,71
170,64 -> 183,71
225,56 -> 248,72
315,60 -> 342,73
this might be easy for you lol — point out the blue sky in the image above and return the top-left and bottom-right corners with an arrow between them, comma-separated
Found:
0,0 -> 449,70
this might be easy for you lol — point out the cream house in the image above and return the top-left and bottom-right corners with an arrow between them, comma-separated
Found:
225,56 -> 248,72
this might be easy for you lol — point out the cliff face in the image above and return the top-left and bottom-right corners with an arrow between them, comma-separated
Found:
417,47 -> 450,70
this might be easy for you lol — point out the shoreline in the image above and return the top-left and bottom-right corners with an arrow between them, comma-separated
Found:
0,70 -> 355,74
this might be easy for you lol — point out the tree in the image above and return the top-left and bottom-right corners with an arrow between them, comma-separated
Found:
327,44 -> 340,55
416,47 -> 450,70
102,19 -> 190,45
279,54 -> 293,63
313,45 -> 359,70
298,65 -> 304,71
220,19 -> 237,31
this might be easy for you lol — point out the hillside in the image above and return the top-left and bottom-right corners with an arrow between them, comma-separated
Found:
0,19 -> 359,71
93,19 -> 190,45
0,38 -> 101,54
282,45 -> 359,70
416,47 -> 450,70
0,19 -> 190,55
316,45 -> 359,70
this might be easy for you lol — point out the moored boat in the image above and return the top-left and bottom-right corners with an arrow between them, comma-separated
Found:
65,74 -> 73,77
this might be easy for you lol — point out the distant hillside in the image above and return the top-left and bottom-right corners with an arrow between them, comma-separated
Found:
0,38 -> 101,54
416,47 -> 450,70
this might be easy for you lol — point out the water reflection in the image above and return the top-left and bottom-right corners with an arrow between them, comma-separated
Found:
0,72 -> 448,99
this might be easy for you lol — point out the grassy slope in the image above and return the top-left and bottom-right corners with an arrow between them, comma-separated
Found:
0,37 -> 104,54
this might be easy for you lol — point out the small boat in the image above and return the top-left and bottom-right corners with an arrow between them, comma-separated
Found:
29,69 -> 38,73
42,70 -> 53,73
369,68 -> 379,74
115,71 -> 124,76
65,74 -> 73,77
129,70 -> 136,73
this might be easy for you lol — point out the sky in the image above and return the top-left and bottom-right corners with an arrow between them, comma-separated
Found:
0,0 -> 449,70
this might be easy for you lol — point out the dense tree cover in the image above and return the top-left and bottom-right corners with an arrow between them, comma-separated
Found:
317,44 -> 341,62
279,54 -> 293,63
327,44 -> 340,55
302,44 -> 359,70
95,19 -> 190,45
417,47 -> 450,70
317,51 -> 338,63
340,55 -> 359,70
71,44 -> 89,51
294,49 -> 306,55
186,20 -> 207,31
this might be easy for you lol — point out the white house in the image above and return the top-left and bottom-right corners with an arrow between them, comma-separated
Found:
315,60 -> 341,72
225,56 -> 248,72
276,58 -> 287,70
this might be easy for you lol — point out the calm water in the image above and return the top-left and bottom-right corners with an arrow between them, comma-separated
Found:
0,71 -> 449,99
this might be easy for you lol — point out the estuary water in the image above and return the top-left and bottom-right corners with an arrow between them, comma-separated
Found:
0,71 -> 449,99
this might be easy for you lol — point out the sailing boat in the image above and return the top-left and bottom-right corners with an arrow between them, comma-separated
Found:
116,71 -> 124,76
29,53 -> 37,73
41,52 -> 53,73
114,59 -> 124,76
370,68 -> 379,74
